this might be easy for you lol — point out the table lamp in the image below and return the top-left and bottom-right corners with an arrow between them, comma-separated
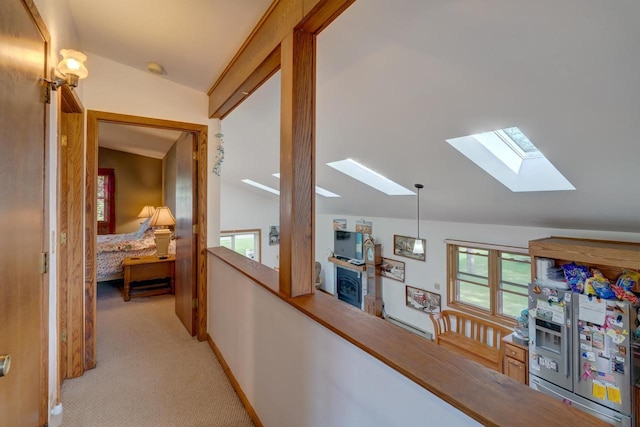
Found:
149,206 -> 175,258
137,205 -> 156,220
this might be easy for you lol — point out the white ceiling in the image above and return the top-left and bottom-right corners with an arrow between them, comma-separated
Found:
69,0 -> 640,233
99,123 -> 183,159
67,0 -> 273,92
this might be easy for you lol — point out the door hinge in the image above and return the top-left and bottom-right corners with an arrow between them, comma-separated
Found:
192,298 -> 198,309
43,82 -> 51,104
60,232 -> 67,245
40,252 -> 49,274
61,135 -> 67,147
192,151 -> 198,161
192,224 -> 198,234
61,330 -> 67,343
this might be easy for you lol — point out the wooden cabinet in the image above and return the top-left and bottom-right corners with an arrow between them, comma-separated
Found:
502,333 -> 528,384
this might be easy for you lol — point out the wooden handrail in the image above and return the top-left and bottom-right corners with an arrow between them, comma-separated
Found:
209,247 -> 609,427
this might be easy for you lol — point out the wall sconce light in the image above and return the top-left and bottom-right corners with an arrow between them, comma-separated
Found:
413,183 -> 424,254
44,49 -> 88,91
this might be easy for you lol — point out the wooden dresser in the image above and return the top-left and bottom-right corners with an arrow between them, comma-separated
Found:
501,333 -> 528,384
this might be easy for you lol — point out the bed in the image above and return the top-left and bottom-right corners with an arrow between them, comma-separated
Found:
97,219 -> 176,281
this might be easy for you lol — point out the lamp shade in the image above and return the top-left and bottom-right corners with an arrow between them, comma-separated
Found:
412,239 -> 424,254
149,206 -> 176,227
137,205 -> 156,219
57,49 -> 88,80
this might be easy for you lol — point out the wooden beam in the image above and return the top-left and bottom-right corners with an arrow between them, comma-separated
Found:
210,46 -> 281,120
300,0 -> 357,33
208,0 -> 302,118
207,0 -> 355,118
279,28 -> 315,297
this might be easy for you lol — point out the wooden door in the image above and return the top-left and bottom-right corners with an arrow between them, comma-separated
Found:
0,0 -> 48,424
175,132 -> 196,335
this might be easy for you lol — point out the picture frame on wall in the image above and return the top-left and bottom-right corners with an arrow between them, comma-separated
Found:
406,285 -> 441,314
380,257 -> 405,282
269,226 -> 280,246
394,234 -> 426,262
355,219 -> 373,235
333,219 -> 347,230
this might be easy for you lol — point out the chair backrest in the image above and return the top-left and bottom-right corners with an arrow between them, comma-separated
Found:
429,311 -> 451,343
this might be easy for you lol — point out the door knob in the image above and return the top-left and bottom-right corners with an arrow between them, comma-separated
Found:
0,354 -> 11,377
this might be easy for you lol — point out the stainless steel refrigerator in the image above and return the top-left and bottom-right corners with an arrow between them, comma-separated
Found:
528,282 -> 635,427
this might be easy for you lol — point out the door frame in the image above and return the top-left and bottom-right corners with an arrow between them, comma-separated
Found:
84,110 -> 208,370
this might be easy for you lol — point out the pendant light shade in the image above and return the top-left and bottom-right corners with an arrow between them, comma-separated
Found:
413,183 -> 424,254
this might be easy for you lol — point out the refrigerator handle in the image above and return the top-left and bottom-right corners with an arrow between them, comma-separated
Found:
563,316 -> 570,379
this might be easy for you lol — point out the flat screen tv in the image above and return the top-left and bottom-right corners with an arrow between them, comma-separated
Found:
334,230 -> 363,261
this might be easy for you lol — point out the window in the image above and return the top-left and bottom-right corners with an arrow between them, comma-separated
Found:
97,168 -> 115,235
220,229 -> 261,262
447,240 -> 530,324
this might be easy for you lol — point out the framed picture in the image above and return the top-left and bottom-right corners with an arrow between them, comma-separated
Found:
380,257 -> 405,282
355,219 -> 372,235
269,226 -> 280,246
333,219 -> 347,230
406,286 -> 441,314
394,234 -> 426,262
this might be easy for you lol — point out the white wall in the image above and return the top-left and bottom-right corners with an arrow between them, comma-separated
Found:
219,186 -> 640,335
220,183 -> 279,268
316,214 -> 640,336
209,255 -> 480,427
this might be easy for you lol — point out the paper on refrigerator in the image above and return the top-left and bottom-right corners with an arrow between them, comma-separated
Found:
578,294 -> 606,326
536,300 -> 565,324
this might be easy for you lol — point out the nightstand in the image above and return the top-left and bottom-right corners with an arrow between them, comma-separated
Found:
122,254 -> 175,301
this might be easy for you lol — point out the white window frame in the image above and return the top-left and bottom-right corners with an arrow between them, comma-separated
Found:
220,229 -> 262,262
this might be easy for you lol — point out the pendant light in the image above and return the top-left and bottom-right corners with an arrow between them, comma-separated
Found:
413,183 -> 424,254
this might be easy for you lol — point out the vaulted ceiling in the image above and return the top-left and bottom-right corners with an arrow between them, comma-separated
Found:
69,0 -> 640,232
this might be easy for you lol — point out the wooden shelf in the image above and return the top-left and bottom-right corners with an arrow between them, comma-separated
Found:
328,256 -> 365,271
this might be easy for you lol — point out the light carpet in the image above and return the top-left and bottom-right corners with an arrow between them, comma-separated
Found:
60,282 -> 254,427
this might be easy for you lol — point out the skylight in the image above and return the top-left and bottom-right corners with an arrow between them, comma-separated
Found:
272,173 -> 341,198
446,127 -> 575,192
241,179 -> 280,195
326,159 -> 414,196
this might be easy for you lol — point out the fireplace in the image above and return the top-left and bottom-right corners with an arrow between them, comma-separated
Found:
336,266 -> 362,309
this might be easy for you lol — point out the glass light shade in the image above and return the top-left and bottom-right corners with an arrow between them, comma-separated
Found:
413,239 -> 424,254
137,205 -> 156,219
149,206 -> 176,227
57,49 -> 88,80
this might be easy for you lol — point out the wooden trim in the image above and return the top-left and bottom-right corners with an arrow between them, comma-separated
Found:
207,0 -> 354,119
197,129 -> 208,341
85,111 -> 209,363
85,112 -> 98,370
299,0 -> 357,33
210,47 -> 281,120
207,334 -> 264,427
279,28 -> 315,297
444,239 -> 529,254
209,247 -> 608,427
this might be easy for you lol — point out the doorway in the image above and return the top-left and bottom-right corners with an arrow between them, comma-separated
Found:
84,111 -> 208,370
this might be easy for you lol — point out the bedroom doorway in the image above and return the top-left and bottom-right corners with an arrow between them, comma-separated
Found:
82,111 -> 208,371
